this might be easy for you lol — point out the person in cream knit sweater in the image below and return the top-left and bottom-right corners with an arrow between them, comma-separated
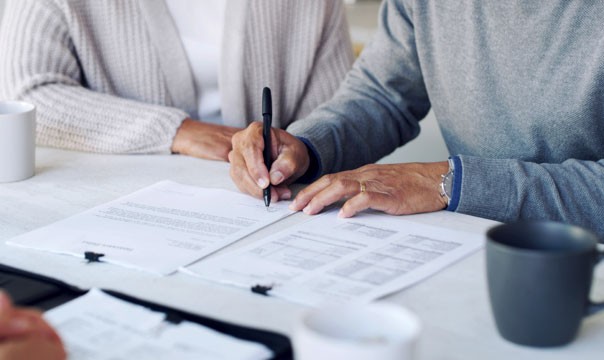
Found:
0,0 -> 353,161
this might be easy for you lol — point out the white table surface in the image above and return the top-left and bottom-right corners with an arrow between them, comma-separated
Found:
1,148 -> 603,359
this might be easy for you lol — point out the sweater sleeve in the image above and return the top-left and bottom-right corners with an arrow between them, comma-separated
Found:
287,0 -> 431,174
455,156 -> 604,235
0,0 -> 187,154
287,0 -> 604,235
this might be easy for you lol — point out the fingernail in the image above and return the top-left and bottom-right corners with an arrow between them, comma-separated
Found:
270,171 -> 284,184
257,178 -> 268,188
338,209 -> 344,218
281,190 -> 292,200
288,199 -> 297,210
9,318 -> 30,331
303,205 -> 311,214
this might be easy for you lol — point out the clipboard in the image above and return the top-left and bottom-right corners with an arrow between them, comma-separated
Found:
0,263 -> 292,360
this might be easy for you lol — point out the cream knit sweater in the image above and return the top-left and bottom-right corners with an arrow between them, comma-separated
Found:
0,0 -> 353,153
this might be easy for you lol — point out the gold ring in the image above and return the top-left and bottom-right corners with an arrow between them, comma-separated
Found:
359,181 -> 366,194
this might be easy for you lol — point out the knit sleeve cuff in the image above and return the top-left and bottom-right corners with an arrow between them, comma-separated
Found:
446,155 -> 462,212
295,137 -> 323,184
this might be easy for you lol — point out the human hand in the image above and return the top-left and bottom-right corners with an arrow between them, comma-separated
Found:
290,162 -> 450,217
0,337 -> 66,360
0,292 -> 66,360
229,122 -> 310,201
171,118 -> 241,161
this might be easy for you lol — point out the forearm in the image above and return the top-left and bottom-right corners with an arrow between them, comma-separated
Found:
26,84 -> 186,154
455,156 -> 604,235
288,82 -> 420,175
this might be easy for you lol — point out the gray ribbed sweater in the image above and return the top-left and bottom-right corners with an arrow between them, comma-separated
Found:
288,0 -> 604,235
0,0 -> 353,153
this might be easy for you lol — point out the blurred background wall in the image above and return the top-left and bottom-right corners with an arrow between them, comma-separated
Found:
0,0 -> 448,163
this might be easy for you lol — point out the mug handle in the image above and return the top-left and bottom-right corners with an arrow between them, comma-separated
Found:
587,249 -> 604,316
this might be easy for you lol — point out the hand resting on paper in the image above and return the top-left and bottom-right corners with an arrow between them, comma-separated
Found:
290,162 -> 450,218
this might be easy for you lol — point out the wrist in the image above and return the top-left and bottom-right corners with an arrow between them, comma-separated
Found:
171,118 -> 194,154
440,156 -> 462,211
439,159 -> 455,209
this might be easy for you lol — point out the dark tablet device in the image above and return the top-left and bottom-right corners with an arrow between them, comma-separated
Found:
0,263 -> 292,360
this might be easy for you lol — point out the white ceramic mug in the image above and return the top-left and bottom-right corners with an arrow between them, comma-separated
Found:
293,303 -> 421,360
0,101 -> 36,183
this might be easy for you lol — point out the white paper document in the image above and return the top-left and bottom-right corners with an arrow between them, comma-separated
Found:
7,181 -> 293,274
183,210 -> 484,306
44,289 -> 273,360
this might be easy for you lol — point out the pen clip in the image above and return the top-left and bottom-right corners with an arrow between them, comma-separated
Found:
262,87 -> 272,116
251,284 -> 273,296
84,251 -> 105,263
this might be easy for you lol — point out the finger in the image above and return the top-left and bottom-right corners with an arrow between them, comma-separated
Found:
290,175 -> 332,211
269,132 -> 307,186
296,177 -> 360,215
274,185 -> 292,201
0,292 -> 13,323
0,318 -> 31,339
10,309 -> 61,343
270,127 -> 280,164
229,150 -> 264,198
339,191 -> 399,218
303,178 -> 360,215
230,149 -> 289,203
0,337 -> 67,360
0,305 -> 61,344
0,292 -> 12,310
233,122 -> 270,190
0,294 -> 33,339
0,311 -> 39,339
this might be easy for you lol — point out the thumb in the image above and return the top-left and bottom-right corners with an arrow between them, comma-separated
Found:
269,131 -> 309,186
269,155 -> 297,186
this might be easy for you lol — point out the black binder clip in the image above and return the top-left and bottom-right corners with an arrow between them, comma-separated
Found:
84,252 -> 105,263
251,284 -> 273,296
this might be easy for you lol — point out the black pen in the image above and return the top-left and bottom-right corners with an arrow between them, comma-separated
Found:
262,87 -> 272,208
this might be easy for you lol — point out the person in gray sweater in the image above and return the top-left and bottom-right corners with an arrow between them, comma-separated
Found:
0,0 -> 352,161
230,0 -> 604,236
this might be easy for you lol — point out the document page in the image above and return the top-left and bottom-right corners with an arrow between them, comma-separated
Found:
44,289 -> 273,360
183,209 -> 484,306
7,181 -> 293,274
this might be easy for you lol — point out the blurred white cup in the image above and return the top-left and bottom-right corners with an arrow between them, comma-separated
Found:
293,303 -> 421,360
0,101 -> 36,183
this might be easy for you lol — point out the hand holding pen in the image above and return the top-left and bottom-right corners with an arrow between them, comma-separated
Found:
228,88 -> 311,204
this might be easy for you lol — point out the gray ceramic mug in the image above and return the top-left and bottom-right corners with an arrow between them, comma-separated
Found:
486,221 -> 604,347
